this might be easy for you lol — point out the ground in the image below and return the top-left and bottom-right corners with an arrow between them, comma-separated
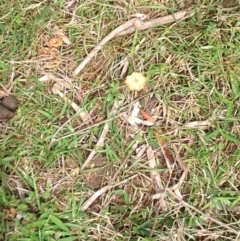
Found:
0,0 -> 240,240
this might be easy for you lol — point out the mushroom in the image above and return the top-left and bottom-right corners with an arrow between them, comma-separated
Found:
38,47 -> 50,56
124,72 -> 147,91
48,37 -> 62,48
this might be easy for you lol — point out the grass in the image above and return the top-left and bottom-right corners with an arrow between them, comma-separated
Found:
1,0 -> 240,240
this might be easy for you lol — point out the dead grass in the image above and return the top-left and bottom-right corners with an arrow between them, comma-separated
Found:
1,0 -> 240,240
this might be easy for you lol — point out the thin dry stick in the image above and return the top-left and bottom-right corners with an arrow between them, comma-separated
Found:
108,139 -> 139,185
74,8 -> 194,75
116,8 -> 194,37
52,86 -> 89,122
147,146 -> 167,212
74,20 -> 134,75
167,189 -> 240,236
80,174 -> 138,211
81,120 -> 109,170
119,37 -> 146,78
81,100 -> 122,170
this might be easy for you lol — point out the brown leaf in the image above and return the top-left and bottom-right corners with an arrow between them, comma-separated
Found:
155,133 -> 174,165
140,109 -> 155,122
43,59 -> 62,69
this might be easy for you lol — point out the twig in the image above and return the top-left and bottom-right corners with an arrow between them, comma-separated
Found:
73,8 -> 194,75
116,8 -> 194,37
74,20 -> 134,75
80,174 -> 138,211
147,146 -> 167,211
52,85 -> 89,122
81,100 -> 122,170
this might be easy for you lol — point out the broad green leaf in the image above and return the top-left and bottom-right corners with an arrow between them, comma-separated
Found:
25,219 -> 48,229
204,129 -> 220,142
220,131 -> 240,144
59,237 -> 79,241
0,60 -> 7,69
183,145 -> 196,155
49,215 -> 70,233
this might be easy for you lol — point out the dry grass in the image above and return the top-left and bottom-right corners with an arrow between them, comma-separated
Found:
1,0 -> 240,240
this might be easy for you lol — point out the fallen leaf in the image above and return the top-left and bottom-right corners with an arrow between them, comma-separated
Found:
183,120 -> 213,130
131,101 -> 140,117
52,26 -> 71,45
38,73 -> 72,89
52,26 -> 65,36
64,0 -> 78,9
43,58 -> 62,69
126,115 -> 154,126
61,35 -> 71,45
125,72 -> 147,91
172,144 -> 188,171
140,109 -> 155,122
155,132 -> 175,166
131,13 -> 147,20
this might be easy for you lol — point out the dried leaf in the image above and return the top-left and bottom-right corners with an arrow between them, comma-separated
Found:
120,56 -> 129,78
43,59 -> 61,69
38,73 -> 72,89
131,101 -> 140,117
130,13 -> 147,20
155,133 -> 175,166
172,144 -> 188,171
119,38 -> 145,78
183,120 -> 213,130
64,0 -> 78,9
140,109 -> 155,122
126,115 -> 154,126
52,26 -> 65,36
61,35 -> 71,45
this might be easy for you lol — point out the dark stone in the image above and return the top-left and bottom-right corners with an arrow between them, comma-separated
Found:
0,104 -> 15,120
2,96 -> 19,111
